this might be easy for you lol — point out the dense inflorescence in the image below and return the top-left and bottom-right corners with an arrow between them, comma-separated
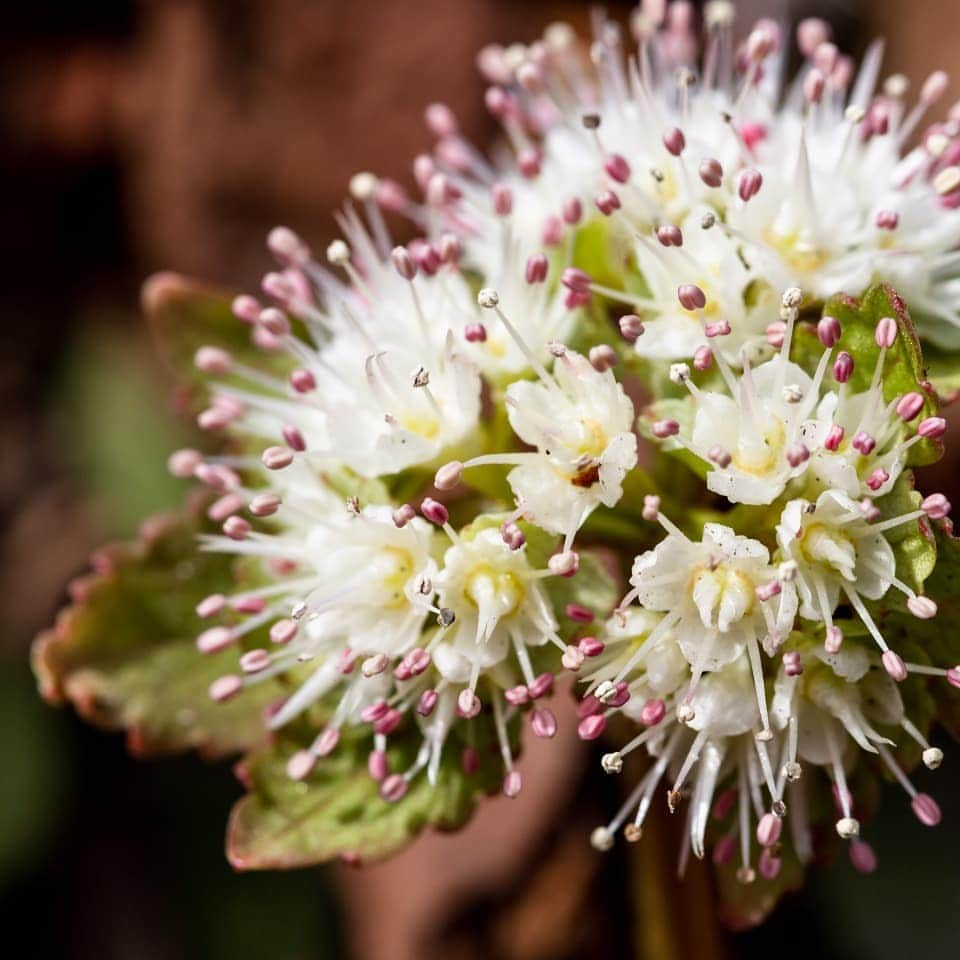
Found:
40,0 -> 960,902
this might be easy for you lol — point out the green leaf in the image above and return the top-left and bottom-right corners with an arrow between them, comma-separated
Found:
878,523 -> 960,740
144,272 -> 295,416
875,471 -> 936,598
227,720 -> 504,869
32,498 -> 287,758
792,284 -> 942,467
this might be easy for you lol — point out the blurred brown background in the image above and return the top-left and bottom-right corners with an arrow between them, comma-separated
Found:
1,2 -> 957,958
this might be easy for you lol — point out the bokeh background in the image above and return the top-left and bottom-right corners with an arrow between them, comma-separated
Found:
1,2 -> 958,957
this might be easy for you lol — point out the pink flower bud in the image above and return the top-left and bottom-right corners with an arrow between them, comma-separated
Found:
849,840 -> 878,874
699,158 -> 723,187
712,834 -> 736,865
501,521 -> 525,550
529,672 -> 554,699
505,685 -> 529,707
548,551 -> 579,577
280,425 -> 305,453
270,618 -> 298,645
421,498 -> 449,525
434,461 -> 463,491
223,516 -> 251,540
825,625 -> 843,654
882,649 -> 908,682
259,307 -> 291,336
232,294 -> 261,324
652,419 -> 680,439
756,812 -> 782,847
262,446 -> 294,470
693,345 -> 714,371
824,423 -> 845,451
663,126 -> 686,155
517,147 -> 542,179
875,316 -> 898,347
503,770 -> 523,798
758,848 -> 782,880
286,750 -> 317,781
531,708 -> 557,739
640,699 -> 666,726
765,321 -> 785,348
417,689 -> 438,717
922,493 -> 951,519
195,346 -> 232,374
678,283 -> 706,310
783,651 -> 803,676
565,604 -> 594,624
876,209 -> 899,230
491,182 -> 513,215
457,688 -> 481,718
704,319 -> 731,338
197,626 -> 234,654
866,468 -> 889,491
525,253 -> 548,284
911,793 -> 942,826
656,224 -> 683,247
896,392 -> 925,421
575,636 -> 605,661
738,168 -> 763,201
562,196 -> 583,224
589,344 -> 618,372
619,314 -> 644,342
595,190 -> 621,215
392,504 -> 416,528
833,351 -> 854,382
817,315 -> 842,347
604,153 -> 631,183
577,714 -> 607,740
561,267 -> 592,293
209,675 -> 242,702
464,322 -> 487,342
380,774 -> 409,803
707,444 -> 731,468
907,595 -> 938,619
918,416 -> 946,439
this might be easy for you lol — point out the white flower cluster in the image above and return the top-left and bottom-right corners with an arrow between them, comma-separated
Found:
427,1 -> 960,352
584,292 -> 952,878
166,2 -> 960,876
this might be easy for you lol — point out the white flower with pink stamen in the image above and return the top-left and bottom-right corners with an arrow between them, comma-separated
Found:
616,513 -> 796,735
497,341 -> 637,546
775,487 -> 939,680
431,526 -> 562,703
660,288 -> 828,505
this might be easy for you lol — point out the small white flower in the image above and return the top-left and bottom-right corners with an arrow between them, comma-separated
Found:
431,526 -> 560,689
503,349 -> 637,544
626,521 -> 797,673
776,489 -> 895,623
